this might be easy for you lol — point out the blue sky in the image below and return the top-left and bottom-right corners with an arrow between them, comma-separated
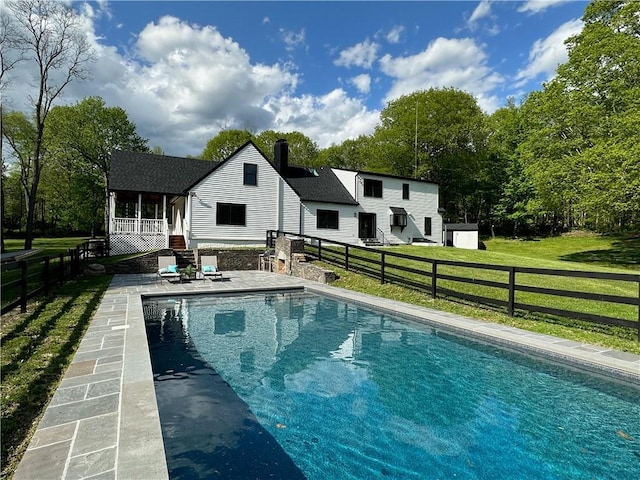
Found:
5,0 -> 588,156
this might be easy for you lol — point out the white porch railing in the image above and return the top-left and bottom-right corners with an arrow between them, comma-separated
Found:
112,218 -> 167,235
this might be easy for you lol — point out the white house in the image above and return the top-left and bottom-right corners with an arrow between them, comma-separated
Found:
107,140 -> 443,254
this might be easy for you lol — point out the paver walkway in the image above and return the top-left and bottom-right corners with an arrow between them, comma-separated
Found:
13,271 -> 640,479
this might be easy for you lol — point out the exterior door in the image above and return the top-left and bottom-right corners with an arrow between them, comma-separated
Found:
358,213 -> 376,239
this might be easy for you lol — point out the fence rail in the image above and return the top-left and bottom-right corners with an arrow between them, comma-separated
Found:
1,240 -> 108,315
267,230 -> 640,340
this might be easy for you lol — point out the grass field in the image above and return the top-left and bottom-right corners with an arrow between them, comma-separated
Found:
3,237 -> 89,257
316,232 -> 639,351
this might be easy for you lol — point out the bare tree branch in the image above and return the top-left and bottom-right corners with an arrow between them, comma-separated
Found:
4,0 -> 94,248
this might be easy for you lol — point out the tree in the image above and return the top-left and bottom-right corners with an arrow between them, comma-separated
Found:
201,129 -> 255,161
487,99 -> 534,237
2,110 -> 38,231
45,97 -> 148,235
200,129 -> 321,167
5,0 -> 93,249
1,6 -> 26,251
518,0 -> 640,232
255,130 -> 320,167
318,136 -> 374,171
374,88 -> 490,222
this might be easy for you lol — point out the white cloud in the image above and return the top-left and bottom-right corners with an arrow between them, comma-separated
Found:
350,74 -> 371,94
6,13 -> 305,156
518,0 -> 570,15
468,1 -> 492,26
334,39 -> 379,69
5,7 -> 379,154
466,1 -> 499,35
280,27 -> 305,52
262,89 -> 380,148
514,18 -> 583,86
386,26 -> 404,44
379,37 -> 503,113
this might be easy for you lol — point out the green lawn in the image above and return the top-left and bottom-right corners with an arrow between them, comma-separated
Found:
1,274 -> 113,478
314,232 -> 639,351
3,237 -> 89,258
483,232 -> 639,271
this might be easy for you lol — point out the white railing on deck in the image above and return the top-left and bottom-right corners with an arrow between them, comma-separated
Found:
113,218 -> 167,235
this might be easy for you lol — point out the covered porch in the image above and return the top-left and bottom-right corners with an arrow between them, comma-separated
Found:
109,191 -> 188,255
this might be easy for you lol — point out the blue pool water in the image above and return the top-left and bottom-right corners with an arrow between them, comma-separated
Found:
143,291 -> 640,480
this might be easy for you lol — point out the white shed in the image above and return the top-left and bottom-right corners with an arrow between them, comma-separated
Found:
443,223 -> 479,249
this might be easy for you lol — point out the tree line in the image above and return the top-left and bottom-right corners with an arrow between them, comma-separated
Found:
2,0 -> 638,251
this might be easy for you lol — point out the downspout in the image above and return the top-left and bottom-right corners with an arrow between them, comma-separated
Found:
277,178 -> 283,232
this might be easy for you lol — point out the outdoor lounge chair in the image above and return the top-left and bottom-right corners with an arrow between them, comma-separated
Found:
200,255 -> 223,281
158,256 -> 181,283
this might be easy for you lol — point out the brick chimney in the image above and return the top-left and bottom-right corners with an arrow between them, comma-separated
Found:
274,139 -> 289,174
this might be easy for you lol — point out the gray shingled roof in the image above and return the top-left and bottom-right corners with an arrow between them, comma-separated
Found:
108,150 -> 220,195
284,166 -> 358,205
109,149 -> 358,205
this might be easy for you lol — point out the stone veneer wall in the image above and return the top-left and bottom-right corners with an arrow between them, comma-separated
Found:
274,234 -> 336,284
106,249 -> 263,274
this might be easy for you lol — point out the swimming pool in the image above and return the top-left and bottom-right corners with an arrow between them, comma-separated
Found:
143,290 -> 640,480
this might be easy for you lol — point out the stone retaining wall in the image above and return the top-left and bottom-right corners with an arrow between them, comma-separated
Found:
106,249 -> 263,274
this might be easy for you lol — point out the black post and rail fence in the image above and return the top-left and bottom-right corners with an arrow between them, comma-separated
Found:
267,230 -> 640,340
1,239 -> 109,315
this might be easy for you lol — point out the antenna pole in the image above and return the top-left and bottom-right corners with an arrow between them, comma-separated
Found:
414,100 -> 418,178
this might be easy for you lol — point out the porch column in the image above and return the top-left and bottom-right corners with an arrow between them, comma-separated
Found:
109,193 -> 116,234
137,193 -> 142,234
162,195 -> 167,235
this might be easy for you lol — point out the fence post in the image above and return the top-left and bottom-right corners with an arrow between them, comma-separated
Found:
317,239 -> 322,261
19,261 -> 28,313
43,256 -> 50,296
59,253 -> 65,286
431,260 -> 438,299
380,252 -> 386,284
266,230 -> 271,248
637,275 -> 639,341
74,247 -> 80,277
345,245 -> 349,271
508,267 -> 516,316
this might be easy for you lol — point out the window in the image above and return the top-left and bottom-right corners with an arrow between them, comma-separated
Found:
243,163 -> 257,186
402,183 -> 410,200
317,209 -> 339,229
214,311 -> 245,335
424,217 -> 432,236
391,214 -> 407,228
217,203 -> 246,226
364,179 -> 383,198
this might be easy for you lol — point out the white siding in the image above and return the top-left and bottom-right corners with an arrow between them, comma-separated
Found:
188,144 -> 300,247
300,201 -> 359,243
356,173 -> 442,245
332,169 -> 358,199
453,231 -> 478,249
